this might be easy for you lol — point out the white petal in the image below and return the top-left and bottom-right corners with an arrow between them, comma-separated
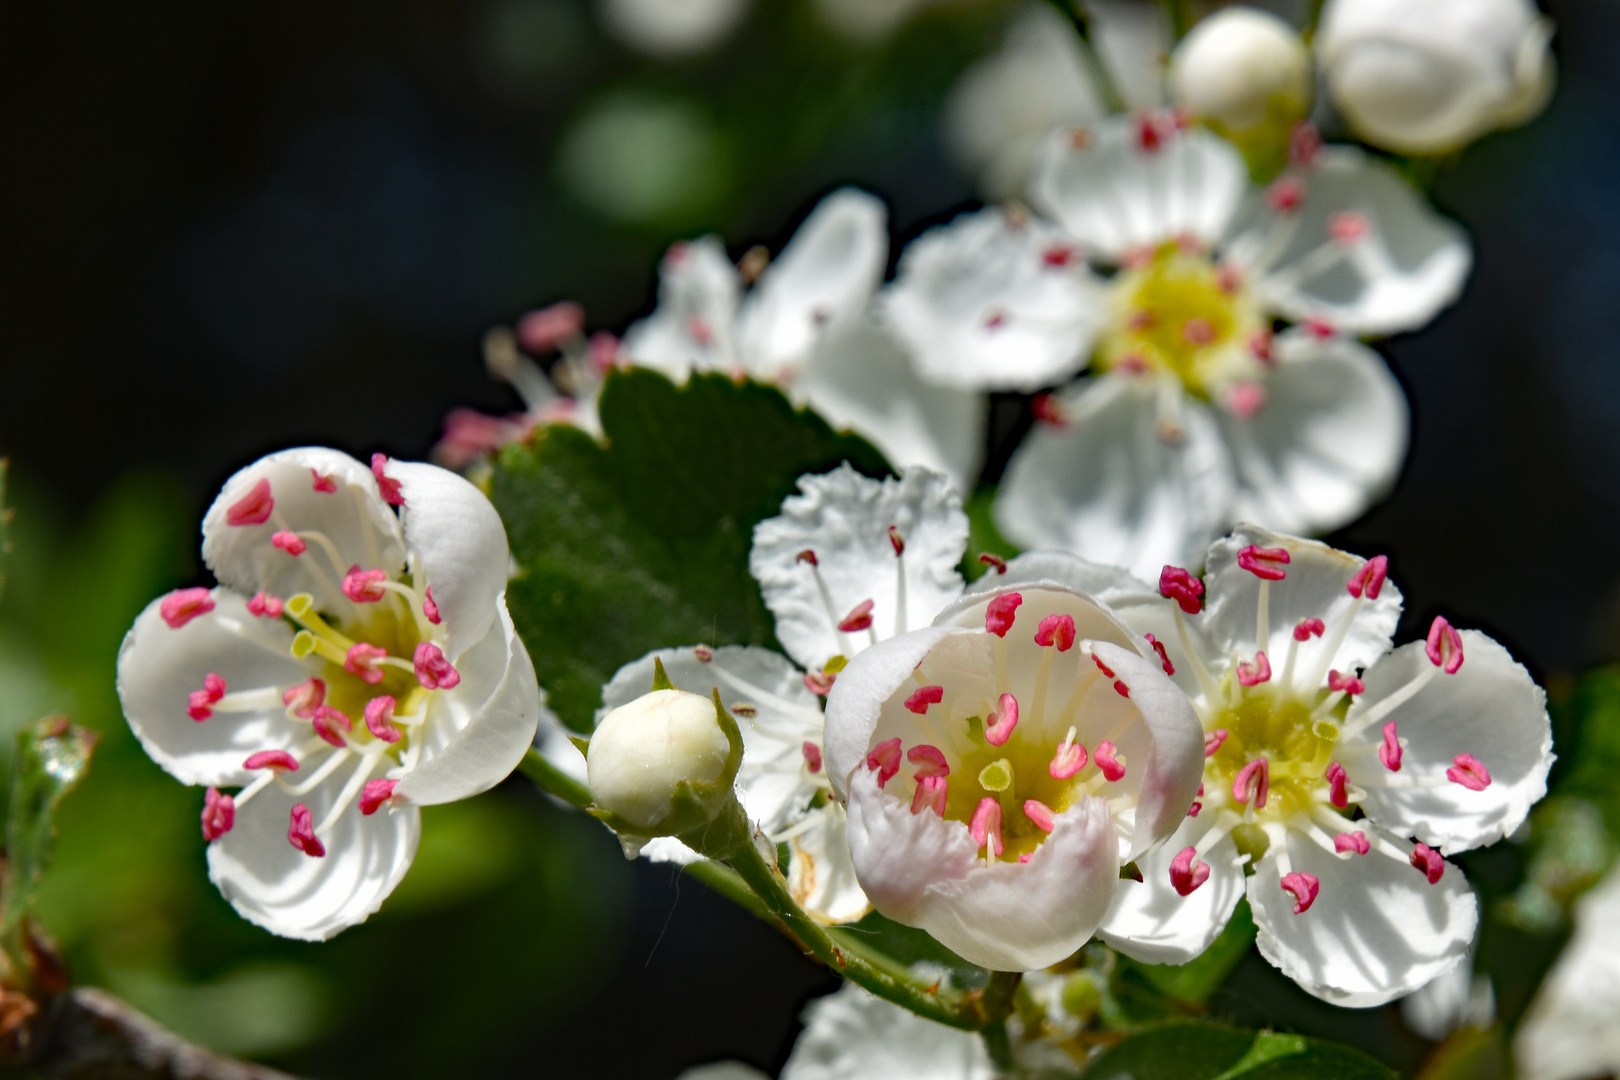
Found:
1029,118 -> 1248,261
1082,0 -> 1172,112
620,235 -> 741,379
393,600 -> 541,806
994,376 -> 1235,582
533,708 -> 588,787
1515,865 -> 1620,1080
782,980 -> 995,1080
843,763 -> 980,923
1202,524 -> 1404,689
794,317 -> 987,490
1347,631 -> 1552,852
1219,334 -> 1409,537
1099,816 -> 1245,965
389,460 -> 510,660
1249,823 -> 1476,1007
737,189 -> 888,376
207,772 -> 421,941
116,589 -> 312,788
201,448 -> 405,613
1247,148 -> 1472,336
639,836 -> 705,865
751,464 -> 969,672
879,205 -> 1106,392
788,803 -> 873,925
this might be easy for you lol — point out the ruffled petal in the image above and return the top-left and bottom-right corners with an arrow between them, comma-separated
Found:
117,589 -> 312,788
843,764 -> 980,924
206,772 -> 421,941
1515,865 -> 1620,1080
1099,816 -> 1245,965
781,980 -> 995,1080
201,448 -> 405,613
994,376 -> 1235,582
879,205 -> 1107,392
620,235 -> 742,379
751,465 -> 969,672
788,803 -> 872,925
1218,333 -> 1409,537
1029,118 -> 1248,261
1249,822 -> 1477,1007
1346,631 -> 1552,852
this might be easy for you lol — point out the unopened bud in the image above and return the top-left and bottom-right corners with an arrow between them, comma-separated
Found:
587,684 -> 740,834
1171,7 -> 1311,176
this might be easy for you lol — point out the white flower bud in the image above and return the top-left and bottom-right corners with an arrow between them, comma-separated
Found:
1171,7 -> 1311,134
1316,0 -> 1555,155
587,688 -> 736,830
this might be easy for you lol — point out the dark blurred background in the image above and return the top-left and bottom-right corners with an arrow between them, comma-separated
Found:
1,0 -> 1616,1076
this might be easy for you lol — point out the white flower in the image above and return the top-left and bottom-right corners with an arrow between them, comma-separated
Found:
116,448 -> 542,940
1170,7 -> 1311,136
620,189 -> 985,487
597,0 -> 751,58
779,979 -> 995,1080
976,526 -> 1553,1005
824,581 -> 1204,971
884,115 -> 1465,578
1316,0 -> 1555,155
587,687 -> 736,830
1516,864 -> 1620,1080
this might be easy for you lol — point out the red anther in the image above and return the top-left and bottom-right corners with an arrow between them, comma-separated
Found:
664,240 -> 690,267
888,526 -> 905,556
1237,544 -> 1291,581
1327,670 -> 1364,695
1182,318 -> 1216,347
1289,122 -> 1324,167
226,477 -> 274,527
246,591 -> 284,618
1224,380 -> 1268,420
1347,555 -> 1388,600
802,742 -> 823,774
342,566 -> 389,603
866,737 -> 902,786
1030,393 -> 1069,428
687,317 -> 713,346
1249,328 -> 1275,366
201,787 -> 235,841
1325,761 -> 1351,808
1294,618 -> 1326,642
1095,740 -> 1125,781
188,672 -> 227,721
838,599 -> 875,633
978,553 -> 1008,574
804,670 -> 835,696
364,695 -> 402,744
1159,566 -> 1205,614
1447,753 -> 1492,791
1204,729 -> 1228,757
985,693 -> 1020,746
1280,871 -> 1320,914
985,593 -> 1023,637
1267,175 -> 1306,214
694,645 -> 714,662
1136,113 -> 1165,152
1049,739 -> 1087,780
422,586 -> 441,625
907,744 -> 949,778
1113,679 -> 1131,698
1169,846 -> 1210,895
1143,633 -> 1175,675
1215,262 -> 1244,294
371,454 -> 404,507
1335,830 -> 1370,856
311,469 -> 338,493
345,643 -> 388,685
905,685 -> 945,714
1303,317 -> 1336,339
1088,652 -> 1116,682
1329,211 -> 1370,244
414,642 -> 461,690
312,705 -> 352,748
984,312 -> 1007,331
1034,614 -> 1076,651
1379,720 -> 1403,772
1236,651 -> 1272,687
1018,853 -> 1032,863
795,549 -> 819,567
587,331 -> 622,375
160,587 -> 215,629
912,774 -> 949,816
969,798 -> 1004,858
271,530 -> 307,556
360,778 -> 398,816
288,804 -> 326,858
1233,757 -> 1270,808
516,300 -> 585,354
283,677 -> 326,719
1426,616 -> 1465,674
1188,801 -> 1201,816
244,749 -> 299,771
1024,799 -> 1056,834
1410,842 -> 1445,884
1042,244 -> 1077,268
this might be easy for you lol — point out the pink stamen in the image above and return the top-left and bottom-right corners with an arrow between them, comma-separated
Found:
1224,380 -> 1268,420
687,317 -> 713,346
1215,262 -> 1244,294
1237,545 -> 1290,580
1327,669 -> 1364,695
413,642 -> 460,690
271,530 -> 307,556
1024,799 -> 1056,834
364,695 -> 402,743
694,645 -> 713,662
905,685 -> 945,714
984,593 -> 1023,637
244,749 -> 299,771
1250,328 -> 1275,365
1182,318 -> 1215,346
1236,651 -> 1272,687
1266,176 -> 1305,214
342,566 -> 389,603
983,312 -> 1006,331
1034,614 -> 1076,651
288,804 -> 326,857
311,469 -> 338,493
838,599 -> 875,633
1426,616 -> 1465,674
866,737 -> 902,786
516,300 -> 585,353
371,454 -> 404,507
1136,113 -> 1165,152
1335,831 -> 1370,855
912,775 -> 948,817
969,798 -> 1004,858
1289,122 -> 1324,167
422,586 -> 441,625
1092,653 -> 1115,678
187,672 -> 226,721
795,549 -> 818,567
1094,741 -> 1125,782
1447,753 -> 1491,791
978,553 -> 1007,574
1031,393 -> 1068,428
345,642 -> 388,685
1159,566 -> 1204,614
802,742 -> 823,773
1304,316 -> 1336,338
1170,846 -> 1211,895
1294,618 -> 1326,642
283,677 -> 326,718
246,591 -> 284,618
1188,801 -> 1201,816
908,744 -> 949,777
1347,555 -> 1389,599
312,705 -> 352,748
360,779 -> 398,815
1018,853 -> 1032,864
225,477 -> 274,526
201,787 -> 235,841
1325,761 -> 1350,808
1204,729 -> 1228,757
1329,211 -> 1370,244
160,587 -> 215,629
1049,738 -> 1087,780
1411,842 -> 1445,884
985,693 -> 1019,746
1143,633 -> 1175,675
1042,244 -> 1077,268
887,525 -> 905,556
1233,757 -> 1270,808
1114,353 -> 1149,376
1113,679 -> 1131,698
1280,871 -> 1319,914
1379,720 -> 1402,772
587,331 -> 621,374
804,670 -> 835,696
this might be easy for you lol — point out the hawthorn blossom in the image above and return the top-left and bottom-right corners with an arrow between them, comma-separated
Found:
1516,865 -> 1620,1080
780,978 -> 995,1080
116,448 -> 542,939
620,188 -> 985,486
883,115 -> 1468,578
971,526 -> 1552,1005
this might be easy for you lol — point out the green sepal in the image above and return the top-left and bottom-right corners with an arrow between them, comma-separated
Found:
651,657 -> 676,693
567,734 -> 590,757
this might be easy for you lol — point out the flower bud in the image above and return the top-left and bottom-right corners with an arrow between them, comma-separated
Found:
1170,7 -> 1310,177
1315,0 -> 1555,155
587,686 -> 740,835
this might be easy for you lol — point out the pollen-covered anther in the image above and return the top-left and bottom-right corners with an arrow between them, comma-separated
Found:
1327,670 -> 1364,695
909,745 -> 950,816
1280,871 -> 1320,914
1169,846 -> 1211,895
201,787 -> 235,841
1325,761 -> 1350,808
371,454 -> 404,507
244,749 -> 299,771
359,779 -> 398,816
1034,614 -> 1076,651
364,695 -> 403,744
1023,799 -> 1056,834
1049,727 -> 1087,779
1347,555 -> 1388,599
1094,740 -> 1125,782
969,798 -> 1004,859
345,643 -> 388,685
1158,566 -> 1204,614
1233,757 -> 1270,808
904,685 -> 945,714
282,677 -> 325,718
187,672 -> 227,721
985,592 -> 1023,637
838,599 -> 875,633
1329,211 -> 1370,244
978,553 -> 1007,574
1204,729 -> 1228,757
414,642 -> 460,690
226,478 -> 275,526
1266,176 -> 1306,214
888,526 -> 905,556
1237,544 -> 1290,580
866,737 -> 902,787
270,530 -> 307,556
1236,651 -> 1272,687
1224,381 -> 1268,420
985,693 -> 1020,747
1426,616 -> 1465,674
1144,633 -> 1175,675
1410,842 -> 1445,884
341,566 -> 389,603
311,705 -> 352,748
246,591 -> 284,618
1379,720 -> 1403,771
1031,394 -> 1069,428
288,804 -> 326,857
1447,753 -> 1491,791
1294,618 -> 1326,642
161,588 -> 215,629
802,742 -> 823,774
1335,831 -> 1370,856
422,586 -> 441,625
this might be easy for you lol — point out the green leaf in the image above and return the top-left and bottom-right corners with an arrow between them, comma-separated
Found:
1081,1023 -> 1399,1080
1125,899 -> 1258,1004
2,715 -> 96,937
491,368 -> 889,730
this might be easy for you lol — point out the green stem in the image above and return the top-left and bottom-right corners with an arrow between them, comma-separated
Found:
1044,0 -> 1128,114
681,859 -> 774,924
518,747 -> 590,808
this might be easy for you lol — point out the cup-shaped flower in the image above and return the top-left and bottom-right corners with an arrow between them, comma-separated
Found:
117,448 -> 542,940
823,584 -> 1204,970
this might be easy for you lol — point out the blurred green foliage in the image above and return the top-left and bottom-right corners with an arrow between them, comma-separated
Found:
1079,1022 -> 1399,1080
